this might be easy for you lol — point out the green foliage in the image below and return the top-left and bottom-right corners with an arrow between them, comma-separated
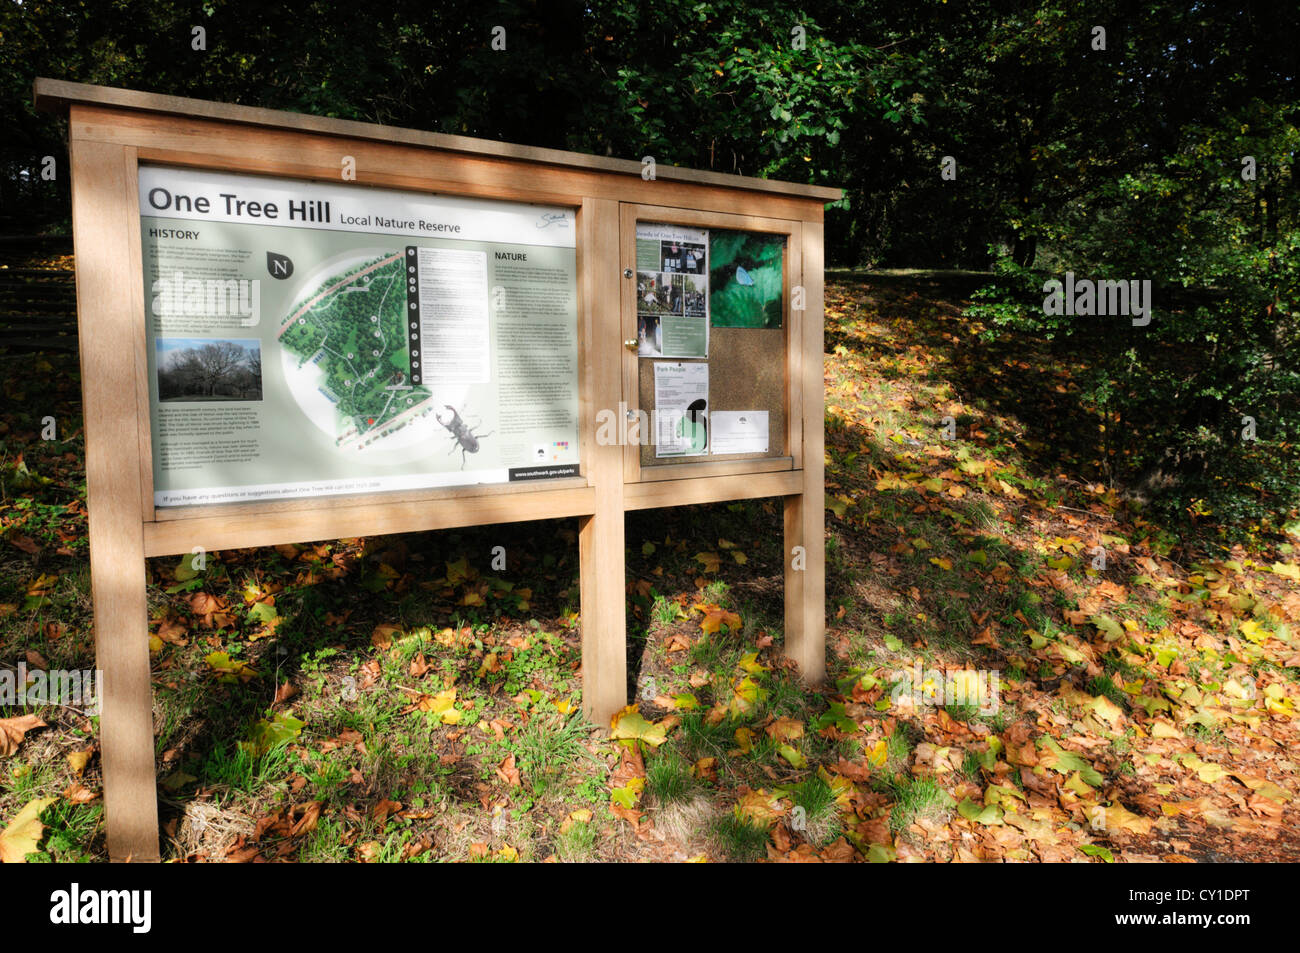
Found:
969,102 -> 1300,534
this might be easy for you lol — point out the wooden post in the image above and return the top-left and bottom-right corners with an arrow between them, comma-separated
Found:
784,221 -> 826,684
69,135 -> 160,861
578,197 -> 628,725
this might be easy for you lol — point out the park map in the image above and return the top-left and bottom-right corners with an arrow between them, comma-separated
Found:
277,252 -> 431,450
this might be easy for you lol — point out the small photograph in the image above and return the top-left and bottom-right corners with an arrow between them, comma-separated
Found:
660,240 -> 706,275
157,337 -> 263,401
636,271 -> 682,314
638,313 -> 663,357
709,230 -> 785,329
682,273 -> 707,316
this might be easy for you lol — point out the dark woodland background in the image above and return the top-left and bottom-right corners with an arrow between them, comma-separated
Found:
2,0 -> 1299,527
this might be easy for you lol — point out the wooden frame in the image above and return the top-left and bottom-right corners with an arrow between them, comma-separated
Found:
619,205 -> 803,484
35,78 -> 838,862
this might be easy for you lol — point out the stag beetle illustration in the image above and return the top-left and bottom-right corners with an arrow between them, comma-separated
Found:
436,405 -> 493,469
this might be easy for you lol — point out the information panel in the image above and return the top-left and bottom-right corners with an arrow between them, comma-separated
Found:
635,221 -> 786,468
139,168 -> 580,506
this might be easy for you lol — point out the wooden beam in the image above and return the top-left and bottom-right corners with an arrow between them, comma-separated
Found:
784,222 -> 826,684
625,469 -> 802,510
578,198 -> 627,727
69,138 -> 160,862
36,78 -> 842,203
144,484 -> 597,557
64,107 -> 823,223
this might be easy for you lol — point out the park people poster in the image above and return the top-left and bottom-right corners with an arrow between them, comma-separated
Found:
139,167 -> 581,506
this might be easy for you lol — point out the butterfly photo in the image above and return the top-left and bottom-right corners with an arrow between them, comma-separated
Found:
708,230 -> 785,328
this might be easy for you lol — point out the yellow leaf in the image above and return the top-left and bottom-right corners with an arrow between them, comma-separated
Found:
778,744 -> 807,768
1090,695 -> 1124,727
610,776 -> 645,809
729,676 -> 767,717
929,557 -> 954,571
1197,762 -> 1228,784
0,798 -> 55,863
1271,562 -> 1300,581
610,706 -> 668,747
694,552 -> 721,574
700,607 -> 742,636
1064,771 -> 1095,796
734,790 -> 782,827
1151,720 -> 1183,739
1103,803 -> 1153,835
734,727 -> 755,753
875,473 -> 909,491
66,750 -> 91,775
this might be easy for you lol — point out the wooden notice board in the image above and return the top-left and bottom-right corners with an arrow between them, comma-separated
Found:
34,77 -> 838,861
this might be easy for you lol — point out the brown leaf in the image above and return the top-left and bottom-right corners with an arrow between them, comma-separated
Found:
833,758 -> 873,782
156,617 -> 189,645
0,715 -> 45,757
371,623 -> 401,650
610,803 -> 646,830
665,632 -> 693,653
62,782 -> 99,804
272,680 -> 299,707
495,754 -> 521,787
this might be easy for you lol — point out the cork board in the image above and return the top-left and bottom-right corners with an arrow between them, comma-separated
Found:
638,326 -> 787,467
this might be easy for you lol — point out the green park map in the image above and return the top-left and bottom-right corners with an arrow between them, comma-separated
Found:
278,252 -> 431,447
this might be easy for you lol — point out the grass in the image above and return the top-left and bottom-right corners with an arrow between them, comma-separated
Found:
1087,674 -> 1128,709
553,816 -> 597,861
650,593 -> 685,627
513,714 -> 591,798
709,812 -> 771,862
645,750 -> 695,806
675,712 -> 733,765
887,775 -> 955,836
789,775 -> 841,846
198,739 -> 294,800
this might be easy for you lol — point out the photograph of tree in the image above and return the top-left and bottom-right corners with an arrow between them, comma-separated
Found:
708,230 -> 784,328
156,338 -> 263,401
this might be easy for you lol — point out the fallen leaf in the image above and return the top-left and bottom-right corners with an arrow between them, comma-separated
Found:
0,798 -> 55,862
0,715 -> 45,757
